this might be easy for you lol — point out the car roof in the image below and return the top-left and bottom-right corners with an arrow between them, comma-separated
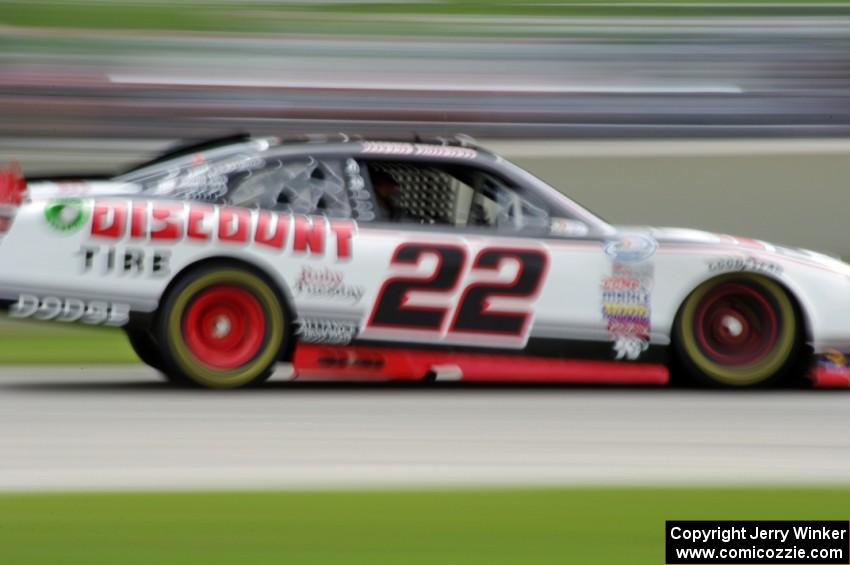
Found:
261,133 -> 498,164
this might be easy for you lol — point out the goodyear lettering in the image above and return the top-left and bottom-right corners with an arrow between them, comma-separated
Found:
89,201 -> 354,260
707,256 -> 782,276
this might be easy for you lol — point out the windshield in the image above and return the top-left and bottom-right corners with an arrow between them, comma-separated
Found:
499,158 -> 614,235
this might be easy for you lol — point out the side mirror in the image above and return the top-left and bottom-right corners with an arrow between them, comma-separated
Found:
549,218 -> 589,237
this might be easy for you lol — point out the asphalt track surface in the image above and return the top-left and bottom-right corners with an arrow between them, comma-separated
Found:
1,366 -> 849,491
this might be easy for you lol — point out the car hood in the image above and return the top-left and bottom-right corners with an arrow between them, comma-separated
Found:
616,225 -> 849,274
616,225 -> 727,245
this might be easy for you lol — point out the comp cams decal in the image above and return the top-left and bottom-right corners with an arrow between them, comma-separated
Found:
10,294 -> 129,326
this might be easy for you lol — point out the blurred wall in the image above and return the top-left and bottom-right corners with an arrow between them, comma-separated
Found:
492,140 -> 849,255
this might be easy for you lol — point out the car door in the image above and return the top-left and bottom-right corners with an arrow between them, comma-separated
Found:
352,156 -> 626,360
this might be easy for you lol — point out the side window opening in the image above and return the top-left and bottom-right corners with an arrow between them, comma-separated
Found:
369,163 -> 463,225
363,160 -> 549,231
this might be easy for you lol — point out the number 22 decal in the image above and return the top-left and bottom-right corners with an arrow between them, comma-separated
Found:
368,242 -> 548,340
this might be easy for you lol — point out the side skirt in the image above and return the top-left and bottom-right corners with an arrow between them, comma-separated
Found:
292,343 -> 669,385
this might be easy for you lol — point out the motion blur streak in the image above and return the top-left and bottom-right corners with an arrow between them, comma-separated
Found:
3,6 -> 850,139
2,366 -> 850,490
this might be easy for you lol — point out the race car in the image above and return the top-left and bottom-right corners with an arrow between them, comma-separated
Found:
1,133 -> 848,389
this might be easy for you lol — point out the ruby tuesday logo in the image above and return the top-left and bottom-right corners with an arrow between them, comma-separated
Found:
85,201 -> 355,259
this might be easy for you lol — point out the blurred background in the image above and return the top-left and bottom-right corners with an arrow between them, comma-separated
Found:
3,0 -> 850,254
2,2 -> 850,563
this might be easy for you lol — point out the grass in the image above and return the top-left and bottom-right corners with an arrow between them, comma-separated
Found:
1,487 -> 849,564
0,318 -> 137,364
4,0 -> 850,36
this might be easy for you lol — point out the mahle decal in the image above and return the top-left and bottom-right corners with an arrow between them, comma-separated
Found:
45,198 -> 90,233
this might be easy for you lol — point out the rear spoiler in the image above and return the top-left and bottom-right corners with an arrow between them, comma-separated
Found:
0,162 -> 26,234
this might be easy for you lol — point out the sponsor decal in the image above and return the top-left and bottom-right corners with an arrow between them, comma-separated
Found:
817,349 -> 850,376
549,218 -> 589,237
410,144 -> 477,159
361,141 -> 476,160
613,336 -> 649,362
9,294 -> 129,326
294,266 -> 364,303
707,256 -> 783,276
78,245 -> 171,277
44,198 -> 90,233
602,262 -> 653,360
361,141 -> 414,156
53,181 -> 90,195
313,349 -> 385,370
604,233 -> 656,263
296,318 -> 359,345
88,201 -> 355,260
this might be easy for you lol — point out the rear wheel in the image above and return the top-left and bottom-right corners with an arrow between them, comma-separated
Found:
673,274 -> 801,387
155,265 -> 289,389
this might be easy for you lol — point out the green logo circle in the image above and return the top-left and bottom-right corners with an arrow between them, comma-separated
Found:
44,199 -> 90,233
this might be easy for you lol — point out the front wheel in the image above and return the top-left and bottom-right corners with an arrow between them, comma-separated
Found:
154,265 -> 289,389
673,274 -> 802,387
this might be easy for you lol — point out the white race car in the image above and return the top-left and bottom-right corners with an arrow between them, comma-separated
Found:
1,134 -> 848,389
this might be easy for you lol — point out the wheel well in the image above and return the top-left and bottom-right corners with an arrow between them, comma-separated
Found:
156,256 -> 297,361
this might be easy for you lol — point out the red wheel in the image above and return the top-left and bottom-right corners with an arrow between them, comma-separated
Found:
674,274 -> 800,387
156,266 -> 289,389
693,283 -> 778,367
182,286 -> 266,370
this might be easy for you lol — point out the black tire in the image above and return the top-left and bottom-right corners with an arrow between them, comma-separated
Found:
154,264 -> 290,389
125,326 -> 163,371
673,273 -> 802,387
